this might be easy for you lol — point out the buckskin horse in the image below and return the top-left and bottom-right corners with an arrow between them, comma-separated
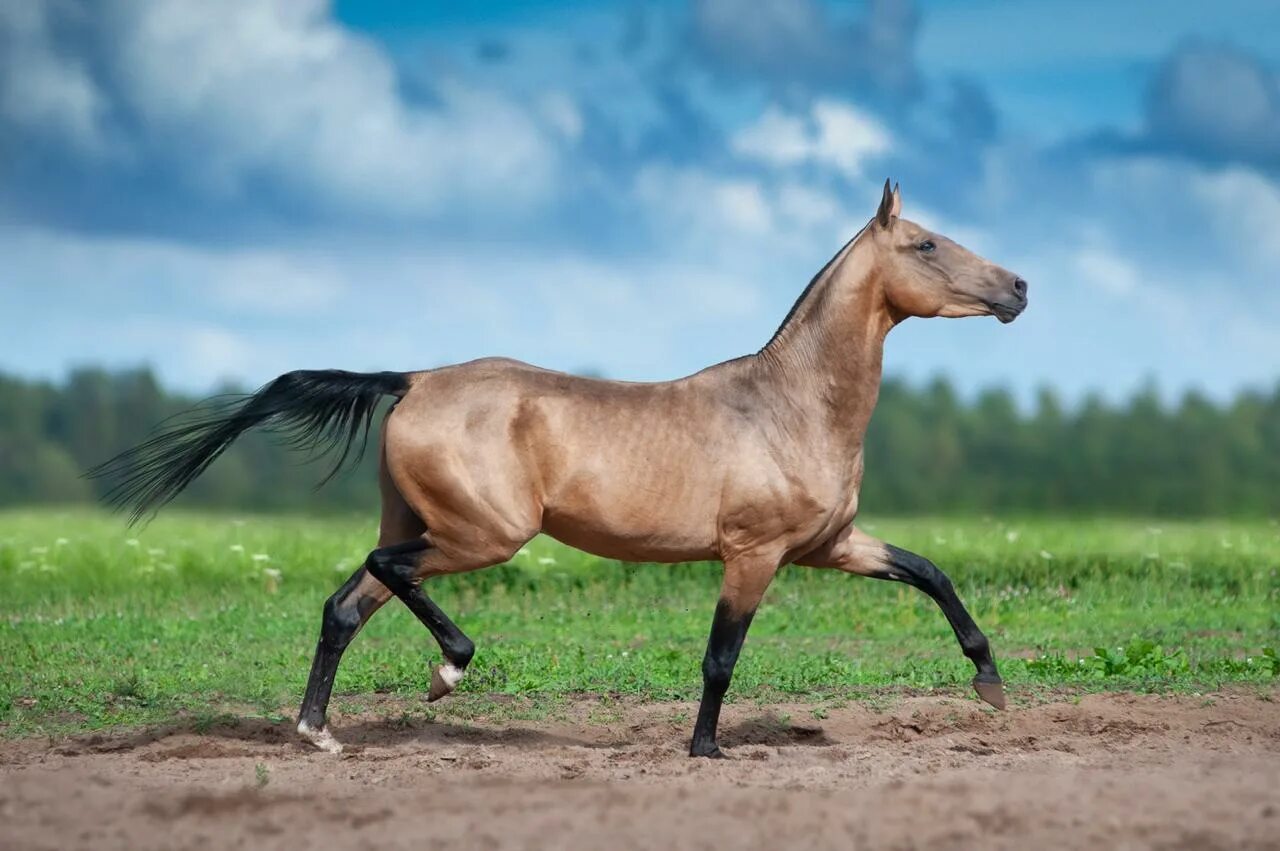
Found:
91,181 -> 1028,757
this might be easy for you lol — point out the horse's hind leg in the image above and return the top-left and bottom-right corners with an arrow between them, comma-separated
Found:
363,538 -> 478,702
297,566 -> 393,752
297,532 -> 497,755
297,449 -> 424,753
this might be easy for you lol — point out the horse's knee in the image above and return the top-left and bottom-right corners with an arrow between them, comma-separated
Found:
365,550 -> 393,584
702,654 -> 733,694
884,545 -> 950,590
365,547 -> 414,588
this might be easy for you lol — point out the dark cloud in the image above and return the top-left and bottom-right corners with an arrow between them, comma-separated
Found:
1143,42 -> 1280,169
1080,42 -> 1280,171
689,0 -> 920,101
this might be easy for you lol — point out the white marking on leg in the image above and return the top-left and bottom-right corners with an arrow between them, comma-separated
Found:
439,663 -> 464,688
428,662 -> 465,701
297,719 -> 343,754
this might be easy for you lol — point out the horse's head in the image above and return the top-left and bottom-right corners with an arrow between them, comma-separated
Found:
868,181 -> 1026,324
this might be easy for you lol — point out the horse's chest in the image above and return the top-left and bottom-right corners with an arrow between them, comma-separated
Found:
719,448 -> 863,558
794,449 -> 865,544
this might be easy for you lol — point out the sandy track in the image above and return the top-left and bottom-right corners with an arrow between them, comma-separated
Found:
3,691 -> 1278,850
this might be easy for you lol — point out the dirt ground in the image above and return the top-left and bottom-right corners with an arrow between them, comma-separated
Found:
2,691 -> 1278,850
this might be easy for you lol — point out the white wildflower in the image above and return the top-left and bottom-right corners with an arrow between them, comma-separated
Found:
1005,530 -> 1020,543
125,539 -> 139,547
537,556 -> 556,565
1039,550 -> 1054,560
229,544 -> 245,554
251,553 -> 270,562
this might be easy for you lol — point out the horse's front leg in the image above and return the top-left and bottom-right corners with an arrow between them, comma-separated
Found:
690,554 -> 780,758
797,525 -> 1005,709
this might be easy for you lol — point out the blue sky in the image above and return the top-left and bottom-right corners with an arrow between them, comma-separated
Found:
3,0 -> 1279,402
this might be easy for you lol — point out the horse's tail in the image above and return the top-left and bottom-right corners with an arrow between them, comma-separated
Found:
87,369 -> 412,525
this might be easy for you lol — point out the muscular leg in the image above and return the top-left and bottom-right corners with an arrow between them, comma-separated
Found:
297,534 -> 496,753
798,525 -> 1005,709
689,556 -> 779,758
297,566 -> 393,752
363,538 -> 476,701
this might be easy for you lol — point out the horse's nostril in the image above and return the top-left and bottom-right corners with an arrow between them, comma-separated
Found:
1012,277 -> 1028,298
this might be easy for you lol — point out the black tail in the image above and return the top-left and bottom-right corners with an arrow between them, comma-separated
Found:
87,369 -> 411,525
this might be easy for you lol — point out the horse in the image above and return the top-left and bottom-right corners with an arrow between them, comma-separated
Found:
90,181 -> 1027,757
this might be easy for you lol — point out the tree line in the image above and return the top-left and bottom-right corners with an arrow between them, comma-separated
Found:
1,367 -> 1277,516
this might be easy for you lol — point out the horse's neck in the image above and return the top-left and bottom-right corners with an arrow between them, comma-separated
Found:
756,238 -> 894,443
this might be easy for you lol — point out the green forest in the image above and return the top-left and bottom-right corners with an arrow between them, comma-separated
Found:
1,367 -> 1278,516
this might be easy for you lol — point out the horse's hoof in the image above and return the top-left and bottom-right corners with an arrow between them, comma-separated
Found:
428,663 -> 465,702
690,744 -> 726,759
973,675 -> 1007,710
297,720 -> 344,754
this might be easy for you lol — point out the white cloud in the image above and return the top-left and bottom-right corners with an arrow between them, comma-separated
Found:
0,2 -> 109,154
732,100 -> 891,179
537,91 -> 584,143
1187,167 -> 1280,275
632,164 -> 870,266
1073,247 -> 1141,297
0,224 -> 770,390
12,0 -> 566,217
635,166 -> 774,239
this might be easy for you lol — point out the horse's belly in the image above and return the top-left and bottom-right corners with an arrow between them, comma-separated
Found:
540,502 -> 718,564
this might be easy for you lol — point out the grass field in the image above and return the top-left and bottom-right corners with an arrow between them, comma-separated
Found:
1,509 -> 1276,737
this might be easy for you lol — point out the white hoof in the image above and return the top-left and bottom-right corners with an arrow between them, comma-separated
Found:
297,720 -> 344,754
428,663 -> 465,702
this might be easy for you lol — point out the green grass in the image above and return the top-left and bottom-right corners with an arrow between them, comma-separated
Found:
1,509 -> 1277,736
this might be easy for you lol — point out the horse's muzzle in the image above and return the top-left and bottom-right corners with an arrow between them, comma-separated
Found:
988,278 -> 1028,324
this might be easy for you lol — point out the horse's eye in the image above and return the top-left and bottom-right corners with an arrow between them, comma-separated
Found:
917,240 -> 936,253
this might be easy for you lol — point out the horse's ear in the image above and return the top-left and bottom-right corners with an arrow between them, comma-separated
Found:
890,182 -> 902,218
876,179 -> 897,228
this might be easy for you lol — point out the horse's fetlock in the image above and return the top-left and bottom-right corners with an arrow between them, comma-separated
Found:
450,635 -> 476,669
965,633 -> 991,660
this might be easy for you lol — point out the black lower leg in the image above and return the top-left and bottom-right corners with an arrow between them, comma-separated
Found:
879,545 -> 1002,696
365,539 -> 475,669
299,566 -> 382,728
690,600 -> 756,758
